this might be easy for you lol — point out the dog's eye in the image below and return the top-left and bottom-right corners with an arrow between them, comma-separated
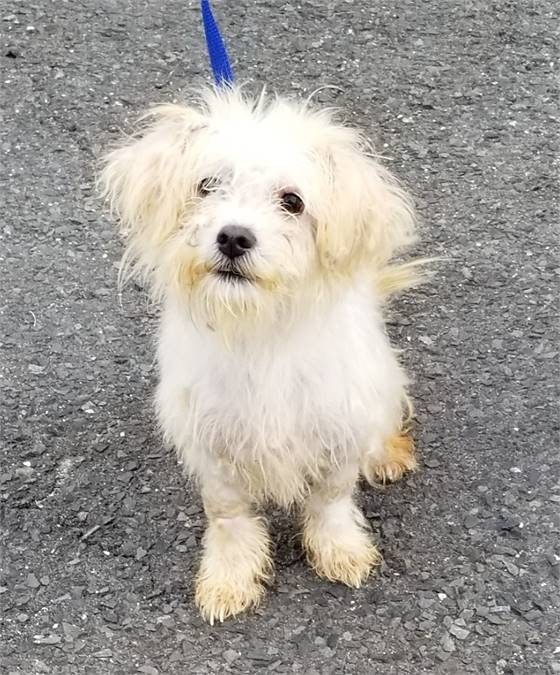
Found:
197,177 -> 219,196
280,192 -> 304,215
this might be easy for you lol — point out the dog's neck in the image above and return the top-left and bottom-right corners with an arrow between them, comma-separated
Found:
165,274 -> 374,349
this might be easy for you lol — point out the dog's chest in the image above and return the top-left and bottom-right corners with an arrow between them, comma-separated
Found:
158,293 -> 401,502
192,330 -> 361,446
184,333 -> 368,503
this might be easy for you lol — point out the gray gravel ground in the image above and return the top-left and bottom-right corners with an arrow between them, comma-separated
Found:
1,1 -> 559,673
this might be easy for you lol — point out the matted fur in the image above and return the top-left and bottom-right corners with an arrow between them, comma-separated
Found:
100,87 -> 420,622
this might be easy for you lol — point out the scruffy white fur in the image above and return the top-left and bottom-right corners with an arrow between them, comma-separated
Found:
101,87 -> 419,623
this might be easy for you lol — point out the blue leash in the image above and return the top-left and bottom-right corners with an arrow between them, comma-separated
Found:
200,0 -> 235,87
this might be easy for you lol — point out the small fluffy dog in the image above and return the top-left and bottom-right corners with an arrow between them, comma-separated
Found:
101,87 -> 419,623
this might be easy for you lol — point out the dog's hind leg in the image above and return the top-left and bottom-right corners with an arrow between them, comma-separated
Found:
302,461 -> 380,587
361,432 -> 417,485
195,463 -> 272,624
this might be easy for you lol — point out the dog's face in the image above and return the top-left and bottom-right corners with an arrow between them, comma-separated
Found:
101,89 -> 414,327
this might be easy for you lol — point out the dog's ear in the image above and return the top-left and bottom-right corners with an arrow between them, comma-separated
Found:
99,104 -> 206,276
313,126 -> 415,273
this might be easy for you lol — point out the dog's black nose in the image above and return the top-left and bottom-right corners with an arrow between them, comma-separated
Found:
216,225 -> 256,259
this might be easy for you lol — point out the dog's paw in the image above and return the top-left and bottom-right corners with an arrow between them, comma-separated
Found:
363,433 -> 417,485
303,502 -> 381,587
305,530 -> 380,587
195,573 -> 266,625
195,515 -> 272,624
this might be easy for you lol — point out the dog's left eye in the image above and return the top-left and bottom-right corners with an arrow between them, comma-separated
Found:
280,192 -> 305,215
197,177 -> 219,196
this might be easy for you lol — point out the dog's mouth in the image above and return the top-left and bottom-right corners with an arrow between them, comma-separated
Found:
213,268 -> 252,283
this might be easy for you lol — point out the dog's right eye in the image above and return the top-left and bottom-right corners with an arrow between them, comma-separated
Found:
197,177 -> 219,196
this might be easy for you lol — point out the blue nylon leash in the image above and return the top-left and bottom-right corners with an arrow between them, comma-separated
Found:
200,0 -> 235,86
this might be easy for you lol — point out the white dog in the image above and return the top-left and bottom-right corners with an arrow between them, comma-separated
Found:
100,87 -> 420,623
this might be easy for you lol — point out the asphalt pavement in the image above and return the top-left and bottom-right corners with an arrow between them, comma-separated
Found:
1,1 -> 559,673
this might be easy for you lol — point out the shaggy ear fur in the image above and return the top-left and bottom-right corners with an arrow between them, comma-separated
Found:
99,104 -> 206,280
313,125 -> 416,273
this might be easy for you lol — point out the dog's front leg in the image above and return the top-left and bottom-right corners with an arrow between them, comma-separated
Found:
302,461 -> 380,587
195,460 -> 272,624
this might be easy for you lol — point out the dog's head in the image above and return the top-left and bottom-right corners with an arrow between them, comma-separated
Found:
100,88 -> 415,328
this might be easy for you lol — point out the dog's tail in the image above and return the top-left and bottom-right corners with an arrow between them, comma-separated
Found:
373,258 -> 435,299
